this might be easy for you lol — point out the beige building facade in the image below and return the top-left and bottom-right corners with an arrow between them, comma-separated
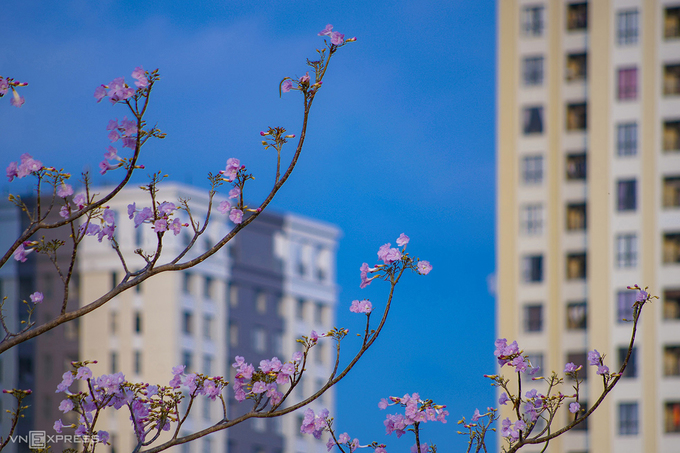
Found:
497,1 -> 680,452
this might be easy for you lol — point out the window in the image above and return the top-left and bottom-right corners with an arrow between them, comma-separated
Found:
664,177 -> 680,208
521,155 -> 543,184
229,284 -> 238,307
135,226 -> 143,247
663,232 -> 680,264
664,63 -> 680,96
618,402 -> 639,435
663,289 -> 680,320
520,203 -> 543,236
566,352 -> 588,380
182,311 -> 193,335
296,298 -> 306,320
523,56 -> 544,86
665,6 -> 680,39
566,153 -> 587,180
522,5 -> 545,37
256,291 -> 267,314
182,273 -> 191,294
203,437 -> 212,453
616,233 -> 637,268
134,312 -> 142,334
664,345 -> 680,376
618,347 -> 637,378
135,281 -> 142,294
523,106 -> 544,135
665,402 -> 680,433
253,326 -> 266,353
566,301 -> 587,330
204,276 -> 214,300
566,53 -> 587,81
182,351 -> 192,371
111,271 -> 118,291
315,303 -> 325,324
566,3 -> 588,31
134,351 -> 142,374
566,253 -> 587,280
664,121 -> 680,154
229,321 -> 238,347
617,67 -> 638,100
566,203 -> 587,231
203,355 -> 213,376
617,9 -> 639,45
110,351 -> 118,374
522,255 -> 543,283
524,304 -> 543,332
617,179 -> 637,211
203,315 -> 214,340
566,103 -> 587,131
315,342 -> 324,363
617,290 -> 636,322
617,122 -> 638,156
110,311 -> 117,335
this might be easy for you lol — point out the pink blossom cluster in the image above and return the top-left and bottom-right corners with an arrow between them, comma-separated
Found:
100,117 -> 138,175
349,299 -> 372,314
0,76 -> 28,107
500,417 -> 526,441
217,158 -> 245,224
318,24 -> 346,46
168,365 -> 226,401
79,208 -> 117,242
58,192 -> 87,220
94,67 -> 148,104
231,352 -> 302,403
300,407 -> 329,439
378,393 -> 448,438
359,234 -> 432,288
6,153 -> 44,182
127,202 -> 185,236
494,338 -> 540,375
54,366 -> 125,442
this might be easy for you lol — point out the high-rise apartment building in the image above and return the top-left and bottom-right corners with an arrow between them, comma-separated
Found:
0,183 -> 339,453
498,2 -> 680,452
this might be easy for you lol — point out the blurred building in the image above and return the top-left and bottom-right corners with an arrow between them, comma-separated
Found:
497,2 -> 680,452
1,183 -> 339,453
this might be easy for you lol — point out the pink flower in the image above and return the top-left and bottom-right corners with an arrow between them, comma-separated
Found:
220,158 -> 241,182
10,87 -> 24,107
154,220 -> 167,232
30,292 -> 43,304
94,85 -> 107,102
57,183 -> 73,198
217,200 -> 231,214
229,187 -> 241,199
569,402 -> 580,414
396,233 -> 410,247
349,299 -> 372,314
417,261 -> 432,275
131,66 -> 148,88
300,72 -> 310,84
6,161 -> 18,182
229,208 -> 243,224
330,31 -> 345,46
377,243 -> 401,265
318,24 -> 333,36
281,80 -> 293,93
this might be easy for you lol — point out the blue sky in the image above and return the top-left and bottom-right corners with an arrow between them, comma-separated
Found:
1,1 -> 497,450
